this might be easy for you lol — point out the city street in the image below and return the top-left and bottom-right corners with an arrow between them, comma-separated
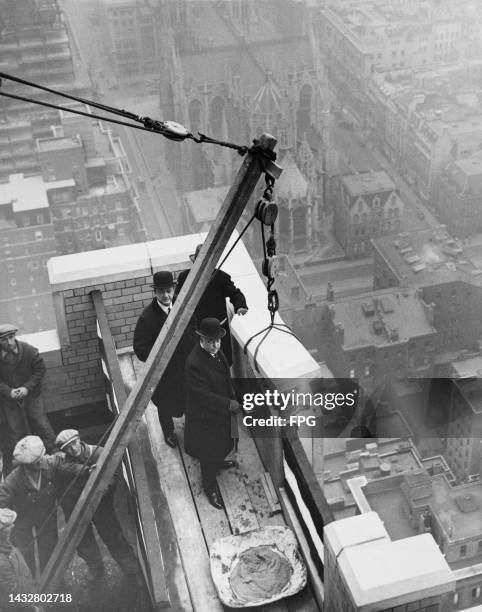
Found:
59,0 -> 179,240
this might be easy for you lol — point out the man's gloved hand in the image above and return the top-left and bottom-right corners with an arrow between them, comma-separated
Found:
229,400 -> 241,414
16,387 -> 29,399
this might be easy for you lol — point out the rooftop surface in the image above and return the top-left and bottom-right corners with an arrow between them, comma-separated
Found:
324,513 -> 454,605
277,152 -> 309,200
0,173 -> 75,212
37,135 -> 82,152
430,476 -> 482,542
328,287 -> 435,349
184,186 -> 228,226
339,533 -> 455,606
373,227 -> 482,287
366,472 -> 482,544
342,170 -> 395,197
365,484 -> 418,540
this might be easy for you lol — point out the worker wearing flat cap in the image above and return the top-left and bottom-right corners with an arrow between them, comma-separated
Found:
0,324 -> 56,470
184,319 -> 241,509
133,271 -> 195,448
0,436 -> 85,575
0,509 -> 40,611
55,430 -> 140,582
176,243 -> 248,367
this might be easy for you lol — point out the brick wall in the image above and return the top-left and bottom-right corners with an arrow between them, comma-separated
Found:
45,237 -> 200,413
41,232 -> 322,414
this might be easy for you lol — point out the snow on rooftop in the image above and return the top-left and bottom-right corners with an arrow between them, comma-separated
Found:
340,533 -> 455,605
325,513 -> 454,606
0,173 -> 75,213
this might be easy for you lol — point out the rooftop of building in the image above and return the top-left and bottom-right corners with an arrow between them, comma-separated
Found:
451,355 -> 482,379
342,170 -> 395,197
327,287 -> 436,349
323,438 -> 423,508
372,227 -> 482,287
325,512 -> 454,606
184,186 -> 228,227
0,173 -> 75,212
323,0 -> 460,49
277,151 -> 309,200
444,152 -> 482,195
451,356 -> 482,415
36,135 -> 82,152
364,470 -> 482,547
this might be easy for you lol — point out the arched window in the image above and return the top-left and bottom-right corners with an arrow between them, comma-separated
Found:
299,84 -> 312,110
210,96 -> 225,137
298,84 -> 313,136
279,205 -> 290,246
293,207 -> 307,251
189,99 -> 202,133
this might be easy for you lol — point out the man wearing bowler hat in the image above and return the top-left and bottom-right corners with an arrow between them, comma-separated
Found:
0,324 -> 56,470
133,271 -> 195,448
176,243 -> 248,366
184,318 -> 240,509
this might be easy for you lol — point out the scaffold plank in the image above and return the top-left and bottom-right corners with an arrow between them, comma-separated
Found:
177,423 -> 232,550
119,354 -> 193,611
144,402 -> 224,612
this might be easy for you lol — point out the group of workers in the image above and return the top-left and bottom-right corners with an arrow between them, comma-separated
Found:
0,243 -> 248,607
0,324 -> 141,607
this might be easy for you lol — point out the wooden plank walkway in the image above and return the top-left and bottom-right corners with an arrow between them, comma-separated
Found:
120,352 -> 319,612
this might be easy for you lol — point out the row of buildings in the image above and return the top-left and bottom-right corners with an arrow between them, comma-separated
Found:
315,0 -> 482,238
0,108 -> 145,331
0,0 -> 146,332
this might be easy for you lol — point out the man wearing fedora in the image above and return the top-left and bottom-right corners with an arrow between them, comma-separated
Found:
0,325 -> 56,470
184,318 -> 241,509
133,271 -> 195,448
176,243 -> 248,366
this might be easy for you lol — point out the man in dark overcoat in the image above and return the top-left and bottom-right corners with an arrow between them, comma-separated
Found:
0,325 -> 56,469
176,244 -> 248,366
184,318 -> 240,510
133,271 -> 194,448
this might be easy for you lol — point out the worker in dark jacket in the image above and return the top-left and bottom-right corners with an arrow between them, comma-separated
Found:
0,509 -> 41,612
133,271 -> 195,448
184,318 -> 240,509
0,325 -> 56,465
176,244 -> 248,366
0,436 -> 84,574
55,429 -> 139,581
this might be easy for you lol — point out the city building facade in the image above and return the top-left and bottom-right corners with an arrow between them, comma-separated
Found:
333,170 -> 403,258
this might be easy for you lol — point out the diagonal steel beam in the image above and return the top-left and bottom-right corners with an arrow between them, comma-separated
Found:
40,133 -> 280,593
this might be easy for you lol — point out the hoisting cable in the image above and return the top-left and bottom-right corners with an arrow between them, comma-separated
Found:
0,71 -> 249,153
243,174 -> 300,373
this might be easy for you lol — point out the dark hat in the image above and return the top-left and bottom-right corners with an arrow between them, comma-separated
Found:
189,243 -> 203,263
196,318 -> 226,340
151,271 -> 176,289
0,324 -> 18,339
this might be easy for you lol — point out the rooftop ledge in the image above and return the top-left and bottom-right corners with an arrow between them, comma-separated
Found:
47,232 -> 323,381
